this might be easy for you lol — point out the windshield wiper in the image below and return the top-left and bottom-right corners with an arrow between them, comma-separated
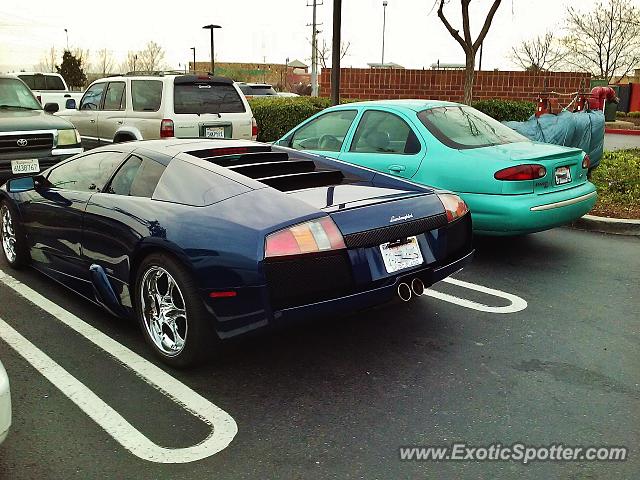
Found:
0,104 -> 38,110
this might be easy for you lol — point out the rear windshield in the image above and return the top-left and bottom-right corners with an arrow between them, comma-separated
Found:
17,74 -> 66,91
174,82 -> 246,114
239,84 -> 277,96
0,78 -> 42,110
417,106 -> 527,149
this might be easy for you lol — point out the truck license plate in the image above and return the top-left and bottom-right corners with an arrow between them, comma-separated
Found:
11,159 -> 40,175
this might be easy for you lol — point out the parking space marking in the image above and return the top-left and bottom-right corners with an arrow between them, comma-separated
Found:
424,277 -> 528,314
0,269 -> 237,463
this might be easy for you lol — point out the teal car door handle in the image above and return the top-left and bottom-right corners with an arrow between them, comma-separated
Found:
388,165 -> 406,173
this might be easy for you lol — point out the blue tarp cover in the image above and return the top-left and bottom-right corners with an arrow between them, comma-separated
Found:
504,110 -> 605,168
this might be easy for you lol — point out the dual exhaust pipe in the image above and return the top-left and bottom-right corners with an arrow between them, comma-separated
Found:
397,278 -> 425,302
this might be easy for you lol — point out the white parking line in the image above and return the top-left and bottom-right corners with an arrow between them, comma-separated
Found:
424,277 -> 528,314
0,269 -> 237,464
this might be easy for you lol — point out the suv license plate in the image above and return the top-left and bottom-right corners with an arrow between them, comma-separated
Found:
555,166 -> 572,185
205,127 -> 225,138
11,159 -> 40,175
380,236 -> 424,274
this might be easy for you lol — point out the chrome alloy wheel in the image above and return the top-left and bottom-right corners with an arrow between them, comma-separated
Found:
140,266 -> 188,356
0,206 -> 17,264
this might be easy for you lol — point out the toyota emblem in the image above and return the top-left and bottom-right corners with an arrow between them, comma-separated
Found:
16,138 -> 28,147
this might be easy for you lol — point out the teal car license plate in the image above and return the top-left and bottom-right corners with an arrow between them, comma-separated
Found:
380,236 -> 424,273
555,166 -> 572,185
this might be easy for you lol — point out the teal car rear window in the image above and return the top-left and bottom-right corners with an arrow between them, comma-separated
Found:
418,106 -> 526,149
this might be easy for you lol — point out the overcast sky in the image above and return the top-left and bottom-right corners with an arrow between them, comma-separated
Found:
0,0 -> 607,74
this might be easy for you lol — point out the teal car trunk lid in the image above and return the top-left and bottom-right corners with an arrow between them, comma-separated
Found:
458,141 -> 587,195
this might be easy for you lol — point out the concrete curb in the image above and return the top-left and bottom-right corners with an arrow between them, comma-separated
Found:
571,214 -> 640,236
605,128 -> 640,136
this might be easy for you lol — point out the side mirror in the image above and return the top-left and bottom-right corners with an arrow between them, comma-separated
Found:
44,102 -> 59,114
65,99 -> 77,110
6,176 -> 35,193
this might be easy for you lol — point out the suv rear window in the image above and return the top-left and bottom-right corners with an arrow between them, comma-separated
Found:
131,80 -> 162,112
239,84 -> 277,96
17,74 -> 66,91
173,81 -> 245,114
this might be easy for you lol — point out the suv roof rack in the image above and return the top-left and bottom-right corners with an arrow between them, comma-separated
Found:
124,70 -> 187,77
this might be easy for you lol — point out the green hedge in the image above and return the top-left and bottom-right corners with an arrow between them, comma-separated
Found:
248,97 -> 332,143
248,97 -> 536,142
471,99 -> 536,122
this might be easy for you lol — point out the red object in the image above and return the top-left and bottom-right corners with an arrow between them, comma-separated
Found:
209,291 -> 237,298
575,94 -> 588,112
589,86 -> 617,110
251,117 -> 258,140
160,119 -> 174,138
605,128 -> 640,135
582,155 -> 590,169
535,97 -> 550,117
629,83 -> 640,113
494,164 -> 547,181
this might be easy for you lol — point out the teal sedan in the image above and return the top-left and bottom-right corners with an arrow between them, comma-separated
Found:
274,100 -> 597,235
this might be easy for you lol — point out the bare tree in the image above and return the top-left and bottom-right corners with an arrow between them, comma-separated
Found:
35,46 -> 58,72
437,0 -> 502,104
96,48 -> 115,76
563,0 -> 640,83
119,51 -> 139,73
511,31 -> 565,72
315,39 -> 351,69
138,41 -> 166,72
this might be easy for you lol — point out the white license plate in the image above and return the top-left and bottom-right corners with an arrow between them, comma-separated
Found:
555,166 -> 572,185
380,236 -> 424,274
11,159 -> 40,175
205,127 -> 225,138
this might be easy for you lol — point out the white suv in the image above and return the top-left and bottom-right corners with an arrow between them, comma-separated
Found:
59,73 -> 257,149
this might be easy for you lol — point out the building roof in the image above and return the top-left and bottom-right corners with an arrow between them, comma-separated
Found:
367,62 -> 405,69
287,59 -> 308,68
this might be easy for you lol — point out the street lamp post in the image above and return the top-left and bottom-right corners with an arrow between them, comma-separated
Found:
202,24 -> 221,75
64,28 -> 69,51
190,47 -> 196,73
381,1 -> 388,66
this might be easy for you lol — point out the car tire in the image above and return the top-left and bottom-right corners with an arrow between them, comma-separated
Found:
135,252 -> 217,368
0,200 -> 29,269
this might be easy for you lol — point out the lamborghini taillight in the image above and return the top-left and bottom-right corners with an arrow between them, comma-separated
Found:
437,193 -> 469,222
264,217 -> 346,258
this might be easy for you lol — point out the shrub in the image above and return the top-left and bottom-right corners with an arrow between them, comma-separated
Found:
248,97 -> 359,142
628,111 -> 640,118
472,99 -> 536,122
616,111 -> 627,118
591,149 -> 640,218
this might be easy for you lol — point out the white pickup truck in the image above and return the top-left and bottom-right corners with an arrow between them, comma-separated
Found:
13,72 -> 84,112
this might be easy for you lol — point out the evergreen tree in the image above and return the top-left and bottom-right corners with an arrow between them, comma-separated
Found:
56,50 -> 87,89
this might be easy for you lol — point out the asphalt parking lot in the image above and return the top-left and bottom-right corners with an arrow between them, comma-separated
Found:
0,227 -> 638,479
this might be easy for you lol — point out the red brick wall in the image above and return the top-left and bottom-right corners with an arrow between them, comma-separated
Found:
319,69 -> 591,103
